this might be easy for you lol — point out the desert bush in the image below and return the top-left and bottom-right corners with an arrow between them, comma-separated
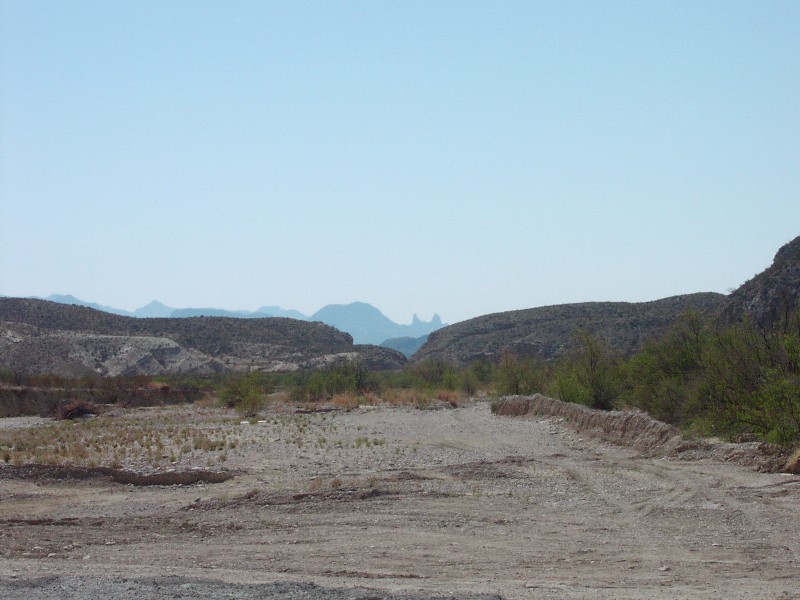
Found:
406,359 -> 453,389
697,317 -> 800,445
617,309 -> 800,447
496,352 -> 548,396
623,311 -> 709,424
219,371 -> 273,416
554,331 -> 621,410
291,358 -> 378,403
468,360 -> 495,384
460,369 -> 479,395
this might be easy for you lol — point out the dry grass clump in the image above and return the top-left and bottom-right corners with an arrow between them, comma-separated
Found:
0,407 -> 240,469
785,447 -> 800,474
383,388 -> 430,408
436,390 -> 460,408
330,392 -> 360,410
307,476 -> 345,492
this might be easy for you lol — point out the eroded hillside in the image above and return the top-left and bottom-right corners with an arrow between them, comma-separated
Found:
0,299 -> 406,377
413,293 -> 725,366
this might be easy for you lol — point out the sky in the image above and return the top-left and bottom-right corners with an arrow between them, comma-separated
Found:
1,1 -> 799,325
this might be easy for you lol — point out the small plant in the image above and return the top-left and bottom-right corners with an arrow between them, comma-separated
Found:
436,390 -> 460,407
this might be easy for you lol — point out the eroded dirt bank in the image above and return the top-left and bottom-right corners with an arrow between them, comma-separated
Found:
1,402 -> 798,599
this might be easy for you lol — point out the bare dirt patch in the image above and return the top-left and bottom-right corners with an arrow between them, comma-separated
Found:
1,401 -> 798,599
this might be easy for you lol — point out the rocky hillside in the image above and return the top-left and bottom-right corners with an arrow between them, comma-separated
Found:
0,299 -> 406,377
721,235 -> 800,329
412,293 -> 725,367
413,235 -> 800,367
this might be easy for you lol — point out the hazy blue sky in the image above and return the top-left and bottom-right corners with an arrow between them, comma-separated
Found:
2,1 -> 798,324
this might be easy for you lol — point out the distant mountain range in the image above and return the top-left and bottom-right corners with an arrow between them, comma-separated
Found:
309,302 -> 443,346
34,295 -> 445,347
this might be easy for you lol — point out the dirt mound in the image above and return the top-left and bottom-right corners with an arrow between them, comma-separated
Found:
0,463 -> 235,485
496,394 -> 790,472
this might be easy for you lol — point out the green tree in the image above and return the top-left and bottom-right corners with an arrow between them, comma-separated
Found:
556,331 -> 620,410
496,352 -> 546,396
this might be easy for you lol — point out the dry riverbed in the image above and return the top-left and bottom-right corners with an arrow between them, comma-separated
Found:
0,401 -> 798,599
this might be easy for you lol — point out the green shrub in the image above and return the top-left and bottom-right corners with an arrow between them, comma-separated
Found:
618,309 -> 800,447
553,331 -> 620,410
496,352 -> 548,396
220,371 -> 272,416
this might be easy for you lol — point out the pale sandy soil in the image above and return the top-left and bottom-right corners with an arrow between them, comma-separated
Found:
1,402 -> 798,599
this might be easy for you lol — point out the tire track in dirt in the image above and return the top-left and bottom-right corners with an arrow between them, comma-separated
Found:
2,402 -> 799,599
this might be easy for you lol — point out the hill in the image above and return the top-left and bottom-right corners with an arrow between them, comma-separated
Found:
380,335 -> 429,358
0,299 -> 406,377
170,308 -> 275,319
43,294 -> 132,316
132,300 -> 175,318
256,305 -> 309,320
412,293 -> 725,367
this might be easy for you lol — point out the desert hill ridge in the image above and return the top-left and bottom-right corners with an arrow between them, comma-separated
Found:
0,298 -> 406,377
412,293 -> 726,366
413,234 -> 800,366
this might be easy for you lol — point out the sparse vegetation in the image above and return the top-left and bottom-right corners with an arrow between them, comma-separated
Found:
0,407 -> 238,468
2,303 -> 799,455
622,309 -> 800,446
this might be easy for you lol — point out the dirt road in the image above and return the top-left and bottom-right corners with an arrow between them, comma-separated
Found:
1,402 -> 798,599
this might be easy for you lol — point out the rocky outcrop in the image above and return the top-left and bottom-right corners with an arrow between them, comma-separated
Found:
721,235 -> 800,330
0,299 -> 407,377
412,293 -> 725,367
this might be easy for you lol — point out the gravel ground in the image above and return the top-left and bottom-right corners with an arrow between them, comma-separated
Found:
0,576 -> 502,600
1,402 -> 798,599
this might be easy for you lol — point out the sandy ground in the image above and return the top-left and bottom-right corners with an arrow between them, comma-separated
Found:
1,402 -> 798,599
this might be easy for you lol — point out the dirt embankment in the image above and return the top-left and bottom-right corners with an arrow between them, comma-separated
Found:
495,394 -> 792,473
